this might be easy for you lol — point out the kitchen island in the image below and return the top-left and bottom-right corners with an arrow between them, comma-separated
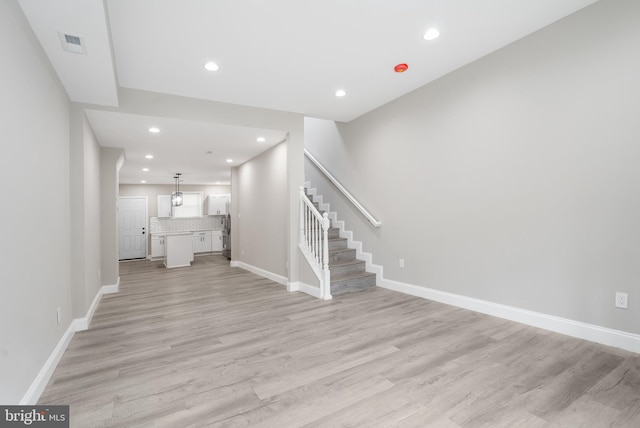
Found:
163,232 -> 194,268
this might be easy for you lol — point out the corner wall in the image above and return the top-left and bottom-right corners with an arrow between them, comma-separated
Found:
0,0 -> 73,403
234,141 -> 289,279
305,0 -> 640,335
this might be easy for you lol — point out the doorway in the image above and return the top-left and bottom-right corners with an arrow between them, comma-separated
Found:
118,197 -> 148,260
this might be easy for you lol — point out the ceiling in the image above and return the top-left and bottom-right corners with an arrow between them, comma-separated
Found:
18,0 -> 599,184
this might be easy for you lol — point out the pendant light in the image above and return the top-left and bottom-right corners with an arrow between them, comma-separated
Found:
172,173 -> 183,207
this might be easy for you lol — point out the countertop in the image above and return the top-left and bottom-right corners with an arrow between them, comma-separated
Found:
151,229 -> 222,236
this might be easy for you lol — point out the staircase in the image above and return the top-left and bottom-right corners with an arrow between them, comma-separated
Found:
305,189 -> 376,295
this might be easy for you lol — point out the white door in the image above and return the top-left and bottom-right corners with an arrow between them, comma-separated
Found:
119,197 -> 147,260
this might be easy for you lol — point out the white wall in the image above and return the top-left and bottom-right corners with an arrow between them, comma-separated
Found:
83,115 -> 102,308
69,107 -> 103,319
305,0 -> 640,335
0,0 -> 73,403
235,142 -> 289,277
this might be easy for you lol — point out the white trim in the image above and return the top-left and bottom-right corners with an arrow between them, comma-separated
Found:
288,281 -> 300,292
230,260 -> 239,267
75,287 -> 104,332
288,281 -> 332,300
235,261 -> 288,286
20,282 -> 122,404
103,278 -> 120,295
376,276 -> 640,354
19,321 -> 76,405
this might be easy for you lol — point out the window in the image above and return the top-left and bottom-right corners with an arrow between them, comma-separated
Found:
172,192 -> 203,218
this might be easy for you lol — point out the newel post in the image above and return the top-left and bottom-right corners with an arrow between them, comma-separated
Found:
321,212 -> 331,299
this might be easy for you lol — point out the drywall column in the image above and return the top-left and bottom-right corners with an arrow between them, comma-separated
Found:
69,106 -> 86,319
287,130 -> 304,287
100,147 -> 124,288
230,166 -> 239,262
69,106 -> 103,319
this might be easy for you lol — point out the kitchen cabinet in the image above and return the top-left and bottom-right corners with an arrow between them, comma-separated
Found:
211,230 -> 223,252
164,232 -> 194,268
150,235 -> 165,258
206,194 -> 229,215
157,195 -> 172,218
192,231 -> 212,253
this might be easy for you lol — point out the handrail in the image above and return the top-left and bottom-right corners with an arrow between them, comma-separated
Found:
299,187 -> 331,300
304,148 -> 382,228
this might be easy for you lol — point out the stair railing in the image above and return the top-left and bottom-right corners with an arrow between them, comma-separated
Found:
299,187 -> 331,299
304,148 -> 381,228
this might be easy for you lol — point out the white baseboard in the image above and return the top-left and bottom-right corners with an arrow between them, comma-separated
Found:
103,278 -> 120,295
75,290 -> 102,332
19,321 -> 76,405
235,261 -> 288,286
288,281 -> 332,300
230,260 -> 239,267
75,281 -> 119,332
377,276 -> 640,354
20,282 -> 121,404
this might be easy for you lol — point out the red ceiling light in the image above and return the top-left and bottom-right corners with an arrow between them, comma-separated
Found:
394,63 -> 409,73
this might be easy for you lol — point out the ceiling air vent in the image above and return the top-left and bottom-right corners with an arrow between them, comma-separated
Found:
58,31 -> 87,55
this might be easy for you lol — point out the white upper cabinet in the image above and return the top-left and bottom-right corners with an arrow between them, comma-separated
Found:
157,195 -> 172,218
206,194 -> 230,216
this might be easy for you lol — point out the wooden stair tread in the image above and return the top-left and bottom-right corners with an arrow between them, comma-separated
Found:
330,271 -> 376,281
329,247 -> 354,254
329,259 -> 364,267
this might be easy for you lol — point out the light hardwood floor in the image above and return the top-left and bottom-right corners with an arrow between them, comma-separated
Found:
39,255 -> 640,427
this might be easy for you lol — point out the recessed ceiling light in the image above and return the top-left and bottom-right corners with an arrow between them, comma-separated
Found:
142,168 -> 149,172
423,28 -> 440,41
148,127 -> 160,133
204,62 -> 219,71
335,89 -> 346,97
140,180 -> 146,184
257,137 -> 266,143
145,154 -> 154,159
226,159 -> 233,163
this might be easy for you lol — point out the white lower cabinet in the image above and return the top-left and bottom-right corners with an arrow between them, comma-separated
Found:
211,230 -> 223,252
192,231 -> 213,253
150,235 -> 165,258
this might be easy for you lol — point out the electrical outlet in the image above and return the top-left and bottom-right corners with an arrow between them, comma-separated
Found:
399,258 -> 405,268
56,307 -> 61,325
615,292 -> 628,309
